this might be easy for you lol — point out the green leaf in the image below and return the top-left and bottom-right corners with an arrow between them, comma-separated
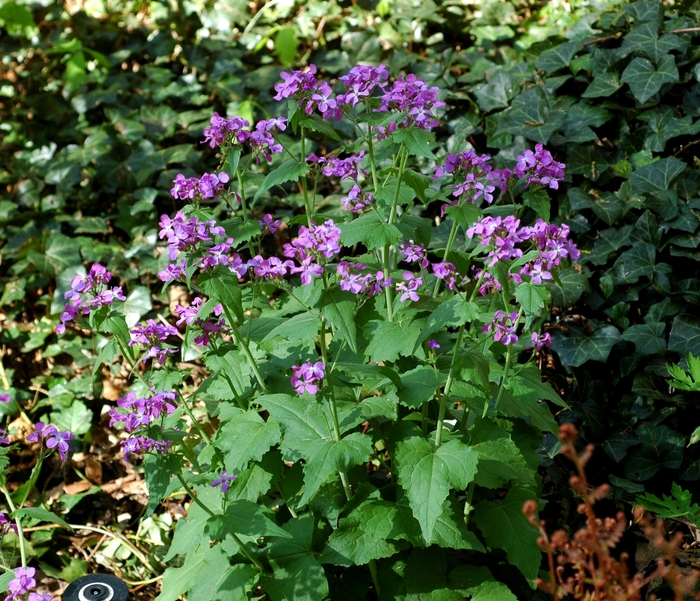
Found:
375,176 -> 417,207
545,267 -> 590,308
473,438 -> 536,489
514,281 -> 550,316
562,102 -> 612,143
304,113 -> 342,142
320,288 -> 357,353
44,233 -> 81,275
392,127 -> 436,159
144,453 -> 183,517
396,366 -> 443,409
49,401 -> 92,436
643,109 -> 700,152
474,70 -> 516,112
320,500 -> 411,565
263,515 -> 329,601
508,366 -> 568,407
629,156 -> 686,195
449,566 -> 517,600
395,435 -> 451,541
536,41 -> 582,73
214,408 -> 281,473
157,543 -> 209,601
300,433 -> 373,505
257,394 -> 331,460
165,486 -> 222,561
415,296 -> 478,351
197,266 -> 244,323
274,26 -> 299,67
637,482 -> 700,526
472,487 -> 540,583
202,346 -> 252,399
365,318 -> 421,363
612,242 -> 656,284
206,499 -> 292,540
624,424 -> 684,481
582,71 -> 622,98
668,315 -> 700,356
253,159 -> 309,202
621,55 -> 679,104
429,495 -> 485,551
120,286 -> 153,327
550,323 -> 621,368
340,212 -> 402,250
263,311 -> 322,343
621,22 -> 684,63
621,322 -> 666,356
13,507 -> 70,529
188,545 -> 258,601
522,187 -> 551,220
667,352 -> 700,391
496,87 -> 569,144
436,439 -> 479,490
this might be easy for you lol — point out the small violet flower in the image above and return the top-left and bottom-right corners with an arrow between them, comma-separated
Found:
26,422 -> 74,463
211,471 -> 237,493
291,361 -> 325,395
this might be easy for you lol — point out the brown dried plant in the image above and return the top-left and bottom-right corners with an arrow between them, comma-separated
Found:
523,423 -> 700,601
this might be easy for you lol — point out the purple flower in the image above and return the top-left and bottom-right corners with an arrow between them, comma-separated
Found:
527,332 -> 552,350
473,268 -> 502,296
26,422 -> 74,463
428,339 -> 440,349
514,144 -> 566,189
307,151 -> 366,181
273,65 -> 319,101
337,64 -> 389,107
129,320 -> 179,365
340,184 -> 373,213
398,241 -> 429,268
120,436 -> 171,462
202,113 -> 251,148
378,74 -> 445,131
109,390 -> 177,433
8,567 -> 36,597
337,261 -> 372,295
396,272 -> 422,302
283,220 -> 341,263
0,428 -> 9,445
26,422 -> 58,443
158,259 -> 188,284
432,261 -> 457,290
0,393 -> 9,403
482,311 -> 520,345
0,512 -> 18,536
249,119 -> 286,163
368,271 -> 392,297
248,255 -> 294,280
170,172 -> 230,202
290,254 -> 325,285
28,593 -> 53,601
211,471 -> 237,493
260,214 -> 282,234
291,361 -> 325,395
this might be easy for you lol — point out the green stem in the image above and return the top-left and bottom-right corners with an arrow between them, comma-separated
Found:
181,394 -> 212,446
1,485 -> 27,568
300,126 -> 313,225
463,481 -> 476,527
223,308 -> 269,394
236,170 -> 248,221
276,485 -> 298,518
369,559 -> 381,597
176,473 -> 264,572
435,323 -> 467,448
319,320 -> 353,501
487,308 -> 524,418
432,218 -> 460,297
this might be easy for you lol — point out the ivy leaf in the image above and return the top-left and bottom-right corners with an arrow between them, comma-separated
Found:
550,323 -> 621,368
394,435 -> 451,541
253,159 -> 309,202
621,22 -> 684,63
392,127 -> 436,159
668,315 -> 700,356
621,55 -> 679,104
50,400 -> 93,436
472,487 -> 540,584
612,242 -> 656,284
188,545 -> 259,601
545,267 -> 590,308
621,322 -> 666,356
321,499 -> 411,565
582,71 -> 622,98
300,433 -> 373,506
624,423 -> 684,481
263,515 -> 329,601
643,109 -> 700,152
563,102 -> 612,143
536,41 -> 582,73
43,233 -> 81,275
365,318 -> 421,363
629,156 -> 686,195
474,70 -> 515,112
320,288 -> 358,354
257,394 -> 331,461
205,500 -> 292,540
496,87 -> 568,144
340,212 -> 402,250
414,296 -> 478,351
213,408 -> 281,473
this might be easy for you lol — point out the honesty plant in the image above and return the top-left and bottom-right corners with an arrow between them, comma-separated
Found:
5,62 -> 580,601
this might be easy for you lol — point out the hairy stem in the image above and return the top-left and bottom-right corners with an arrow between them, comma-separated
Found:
223,309 -> 269,394
1,485 -> 27,568
435,322 -> 466,448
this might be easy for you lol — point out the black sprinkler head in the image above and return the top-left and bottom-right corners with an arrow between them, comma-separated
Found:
63,574 -> 129,601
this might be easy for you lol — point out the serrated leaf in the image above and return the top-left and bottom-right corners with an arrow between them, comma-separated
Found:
473,438 -> 536,489
320,288 -> 357,353
253,159 -> 309,202
13,507 -> 70,529
263,311 -> 322,343
197,266 -> 244,323
392,127 -> 436,158
436,439 -> 479,490
551,323 -> 621,368
414,296 -> 478,351
637,482 -> 700,525
202,346 -> 252,399
144,453 -> 184,517
621,55 -> 679,104
396,366 -> 443,408
206,499 -> 292,539
375,176 -> 417,207
629,156 -> 686,195
214,408 -> 281,473
472,487 -> 540,583
365,318 -> 421,363
320,500 -> 410,565
164,486 -> 222,561
621,322 -> 666,356
395,435 -> 451,541
300,432 -> 372,506
340,212 -> 402,250
449,566 -> 517,600
188,545 -> 258,601
157,543 -> 209,601
514,281 -> 550,316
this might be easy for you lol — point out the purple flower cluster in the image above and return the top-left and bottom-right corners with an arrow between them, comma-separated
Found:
248,255 -> 294,281
129,320 -> 179,364
0,512 -> 18,536
4,567 -> 52,601
307,151 -> 366,181
281,220 -> 342,284
337,64 -> 389,107
467,215 -> 580,286
473,268 -> 503,296
174,298 -> 227,346
202,113 -> 251,148
399,241 -> 430,268
121,435 -> 171,462
340,184 -> 373,213
109,389 -> 177,433
291,361 -> 325,395
211,471 -> 237,493
515,143 -> 566,189
482,311 -> 520,345
432,261 -> 457,290
396,272 -> 423,302
274,65 -> 342,120
26,422 -> 74,463
378,74 -> 445,130
170,172 -> 230,201
56,264 -> 126,334
250,118 -> 287,163
528,332 -> 552,350
337,261 -> 391,296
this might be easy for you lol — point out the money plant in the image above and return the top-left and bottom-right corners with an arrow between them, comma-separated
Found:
5,64 -> 582,600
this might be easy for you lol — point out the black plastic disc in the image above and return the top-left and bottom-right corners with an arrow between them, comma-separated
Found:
63,574 -> 129,601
